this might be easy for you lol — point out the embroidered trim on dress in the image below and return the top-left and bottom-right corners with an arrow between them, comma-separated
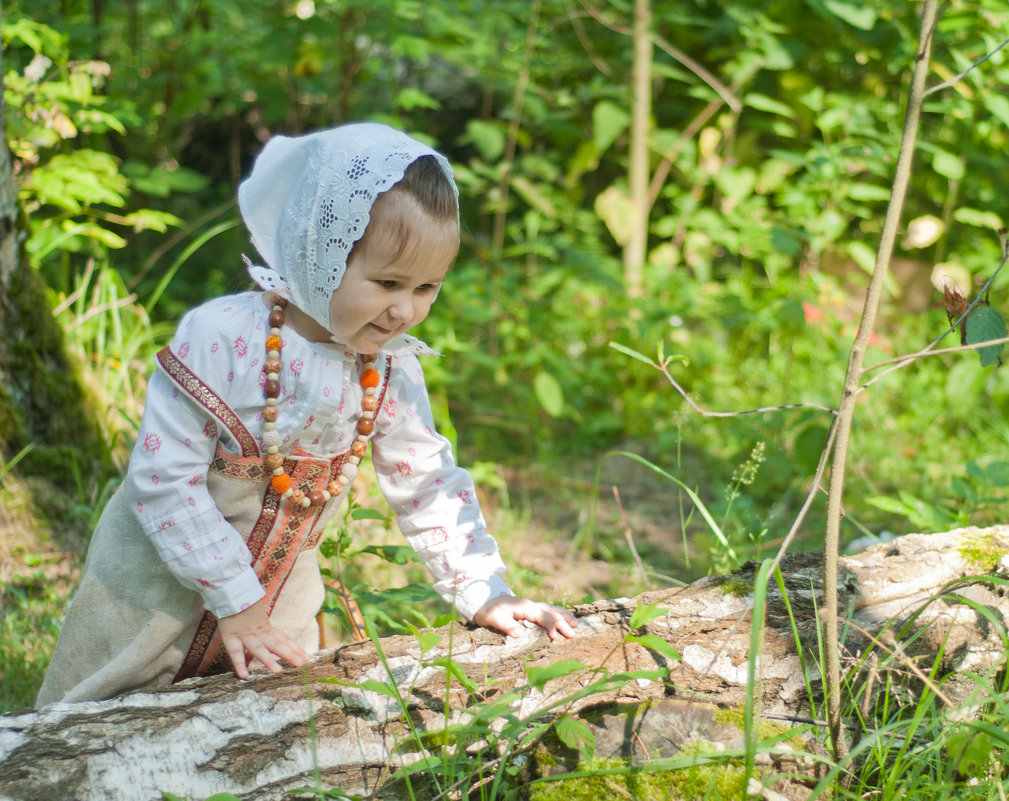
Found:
156,346 -> 260,458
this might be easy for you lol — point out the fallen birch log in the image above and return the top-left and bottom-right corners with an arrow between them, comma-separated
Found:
2,526 -> 1007,801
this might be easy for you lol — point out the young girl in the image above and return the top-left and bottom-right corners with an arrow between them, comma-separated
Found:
37,122 -> 577,707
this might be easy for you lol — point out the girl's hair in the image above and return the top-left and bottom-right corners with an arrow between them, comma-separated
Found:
387,155 -> 457,221
356,155 -> 459,264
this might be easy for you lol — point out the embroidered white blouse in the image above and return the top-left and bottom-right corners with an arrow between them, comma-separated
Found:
124,291 -> 512,621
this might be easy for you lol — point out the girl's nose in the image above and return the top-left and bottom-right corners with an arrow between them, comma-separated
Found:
388,292 -> 415,323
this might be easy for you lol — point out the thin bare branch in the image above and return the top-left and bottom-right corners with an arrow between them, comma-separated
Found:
923,36 -> 1009,98
821,0 -> 940,764
657,362 -> 836,417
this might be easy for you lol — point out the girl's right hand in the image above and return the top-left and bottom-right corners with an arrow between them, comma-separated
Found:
217,602 -> 310,679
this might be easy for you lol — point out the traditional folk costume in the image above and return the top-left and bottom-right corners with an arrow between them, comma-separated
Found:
37,125 -> 511,707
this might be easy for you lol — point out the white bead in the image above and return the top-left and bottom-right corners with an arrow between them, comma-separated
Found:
301,497 -> 312,508
267,445 -> 279,454
264,422 -> 275,432
268,349 -> 280,359
337,475 -> 350,485
340,463 -> 357,479
263,430 -> 280,447
267,372 -> 279,381
348,455 -> 361,466
283,488 -> 294,498
270,327 -> 281,336
365,387 -> 378,396
266,397 -> 278,406
322,490 -> 331,502
272,467 -> 285,476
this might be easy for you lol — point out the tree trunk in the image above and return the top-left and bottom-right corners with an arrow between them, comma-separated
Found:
2,527 -> 1007,801
623,0 -> 651,296
0,9 -> 104,491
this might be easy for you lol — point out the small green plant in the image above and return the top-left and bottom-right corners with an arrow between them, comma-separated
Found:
867,459 -> 1009,533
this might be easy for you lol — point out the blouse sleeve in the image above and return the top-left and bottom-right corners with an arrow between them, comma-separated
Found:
370,355 -> 513,620
124,365 -> 264,620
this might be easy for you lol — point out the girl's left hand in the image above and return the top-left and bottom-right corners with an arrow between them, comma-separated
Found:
473,596 -> 578,641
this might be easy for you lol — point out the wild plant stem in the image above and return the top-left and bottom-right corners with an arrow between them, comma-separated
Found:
822,0 -> 939,765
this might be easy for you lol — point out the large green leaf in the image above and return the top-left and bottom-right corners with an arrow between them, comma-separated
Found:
965,306 -> 1006,367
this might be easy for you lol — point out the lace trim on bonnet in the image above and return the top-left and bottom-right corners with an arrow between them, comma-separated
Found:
237,122 -> 459,338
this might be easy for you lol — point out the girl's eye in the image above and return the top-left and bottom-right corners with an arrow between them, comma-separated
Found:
418,284 -> 440,293
377,280 -> 398,289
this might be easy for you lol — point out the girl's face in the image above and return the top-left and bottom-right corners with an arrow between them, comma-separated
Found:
327,201 -> 458,354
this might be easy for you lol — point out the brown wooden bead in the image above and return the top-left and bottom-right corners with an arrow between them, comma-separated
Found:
263,406 -> 279,422
269,309 -> 285,328
264,379 -> 281,398
361,395 -> 379,412
351,439 -> 368,458
308,490 -> 326,506
265,453 -> 284,470
356,418 -> 374,436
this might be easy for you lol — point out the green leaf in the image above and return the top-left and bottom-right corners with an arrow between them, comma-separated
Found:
416,630 -> 442,654
628,600 -> 666,630
745,93 -> 794,118
394,87 -> 440,111
964,306 -> 1006,367
953,207 -> 1003,231
823,0 -> 877,29
122,209 -> 183,233
609,341 -> 658,367
356,544 -> 419,565
428,657 -> 479,694
626,633 -> 681,662
986,462 -> 1009,488
948,728 -> 992,778
533,370 -> 564,417
933,149 -> 965,181
592,100 -> 630,153
356,679 -> 401,699
351,508 -> 390,522
555,716 -> 596,756
525,659 -> 587,690
846,183 -> 891,202
465,119 -> 506,161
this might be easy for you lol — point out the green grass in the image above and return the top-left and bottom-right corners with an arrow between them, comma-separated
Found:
0,556 -> 70,713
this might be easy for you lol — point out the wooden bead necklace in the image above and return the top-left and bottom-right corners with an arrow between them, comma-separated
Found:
262,293 -> 380,509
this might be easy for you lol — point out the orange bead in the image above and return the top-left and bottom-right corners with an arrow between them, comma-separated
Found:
266,334 -> 283,352
265,358 -> 282,374
351,439 -> 368,458
263,406 -> 279,422
357,418 -> 374,436
360,368 -> 380,388
327,481 -> 343,496
271,473 -> 292,494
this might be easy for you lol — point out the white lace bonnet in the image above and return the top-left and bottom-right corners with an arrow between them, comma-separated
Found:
238,122 -> 458,331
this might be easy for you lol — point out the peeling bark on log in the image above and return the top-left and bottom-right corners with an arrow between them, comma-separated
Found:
2,527 -> 1008,801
